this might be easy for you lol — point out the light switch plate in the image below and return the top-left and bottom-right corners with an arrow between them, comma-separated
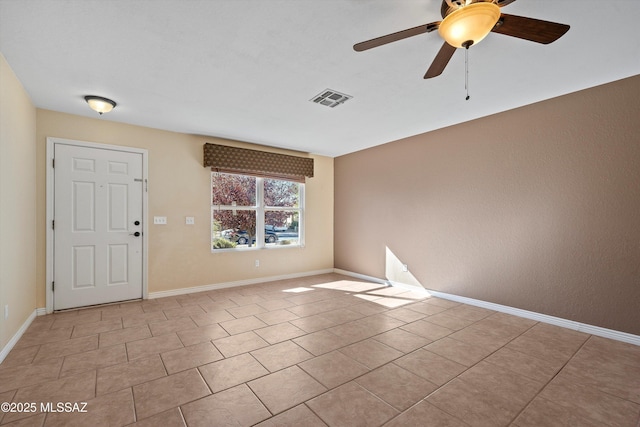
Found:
185,216 -> 195,225
154,216 -> 167,225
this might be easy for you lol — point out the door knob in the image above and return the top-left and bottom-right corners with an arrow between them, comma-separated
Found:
134,220 -> 140,226
130,231 -> 141,237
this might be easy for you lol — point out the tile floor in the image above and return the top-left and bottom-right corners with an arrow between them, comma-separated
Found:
1,273 -> 639,426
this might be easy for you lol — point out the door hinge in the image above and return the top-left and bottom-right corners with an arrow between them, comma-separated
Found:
52,281 -> 55,292
52,158 -> 55,168
52,220 -> 55,230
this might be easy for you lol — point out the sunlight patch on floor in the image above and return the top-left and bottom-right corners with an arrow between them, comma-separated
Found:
312,280 -> 383,293
282,287 -> 315,293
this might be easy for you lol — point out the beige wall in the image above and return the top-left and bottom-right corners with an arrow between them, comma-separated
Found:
0,53 -> 37,349
335,74 -> 640,336
36,110 -> 334,308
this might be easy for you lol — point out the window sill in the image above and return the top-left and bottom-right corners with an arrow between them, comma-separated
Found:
211,244 -> 303,254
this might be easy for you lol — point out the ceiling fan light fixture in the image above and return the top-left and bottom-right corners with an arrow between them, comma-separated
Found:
438,2 -> 501,49
84,95 -> 116,115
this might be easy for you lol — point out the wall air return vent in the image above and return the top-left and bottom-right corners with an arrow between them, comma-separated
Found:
310,89 -> 353,108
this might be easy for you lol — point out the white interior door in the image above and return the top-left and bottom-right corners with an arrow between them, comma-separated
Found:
54,143 -> 143,310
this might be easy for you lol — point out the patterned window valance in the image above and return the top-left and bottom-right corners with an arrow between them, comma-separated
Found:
203,143 -> 314,182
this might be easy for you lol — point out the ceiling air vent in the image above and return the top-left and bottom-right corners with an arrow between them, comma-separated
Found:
310,89 -> 352,108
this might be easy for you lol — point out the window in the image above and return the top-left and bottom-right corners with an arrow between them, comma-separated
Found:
211,172 -> 304,250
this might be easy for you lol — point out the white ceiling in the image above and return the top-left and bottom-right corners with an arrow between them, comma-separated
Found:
1,0 -> 639,157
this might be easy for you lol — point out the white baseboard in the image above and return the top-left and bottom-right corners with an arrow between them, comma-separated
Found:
0,309 -> 38,364
149,269 -> 335,299
335,269 -> 640,347
9,269 -> 634,353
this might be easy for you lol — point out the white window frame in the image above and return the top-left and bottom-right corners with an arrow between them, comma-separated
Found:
211,173 -> 305,252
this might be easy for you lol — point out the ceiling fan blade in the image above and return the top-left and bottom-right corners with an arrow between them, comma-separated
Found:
353,22 -> 439,52
495,0 -> 518,7
492,14 -> 569,44
424,42 -> 456,79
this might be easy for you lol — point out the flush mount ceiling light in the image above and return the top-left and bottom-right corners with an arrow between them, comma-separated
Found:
84,95 -> 117,115
438,2 -> 501,49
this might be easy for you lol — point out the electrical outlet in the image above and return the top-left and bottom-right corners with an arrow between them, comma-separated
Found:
255,259 -> 260,267
153,216 -> 167,225
402,264 -> 408,272
4,305 -> 8,320
185,216 -> 195,225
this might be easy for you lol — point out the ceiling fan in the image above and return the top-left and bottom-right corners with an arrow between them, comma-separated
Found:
353,0 -> 570,79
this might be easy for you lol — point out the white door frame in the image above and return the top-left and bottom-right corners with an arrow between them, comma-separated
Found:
46,137 -> 149,313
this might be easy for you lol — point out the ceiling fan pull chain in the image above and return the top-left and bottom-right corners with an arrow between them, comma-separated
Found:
465,45 -> 470,101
